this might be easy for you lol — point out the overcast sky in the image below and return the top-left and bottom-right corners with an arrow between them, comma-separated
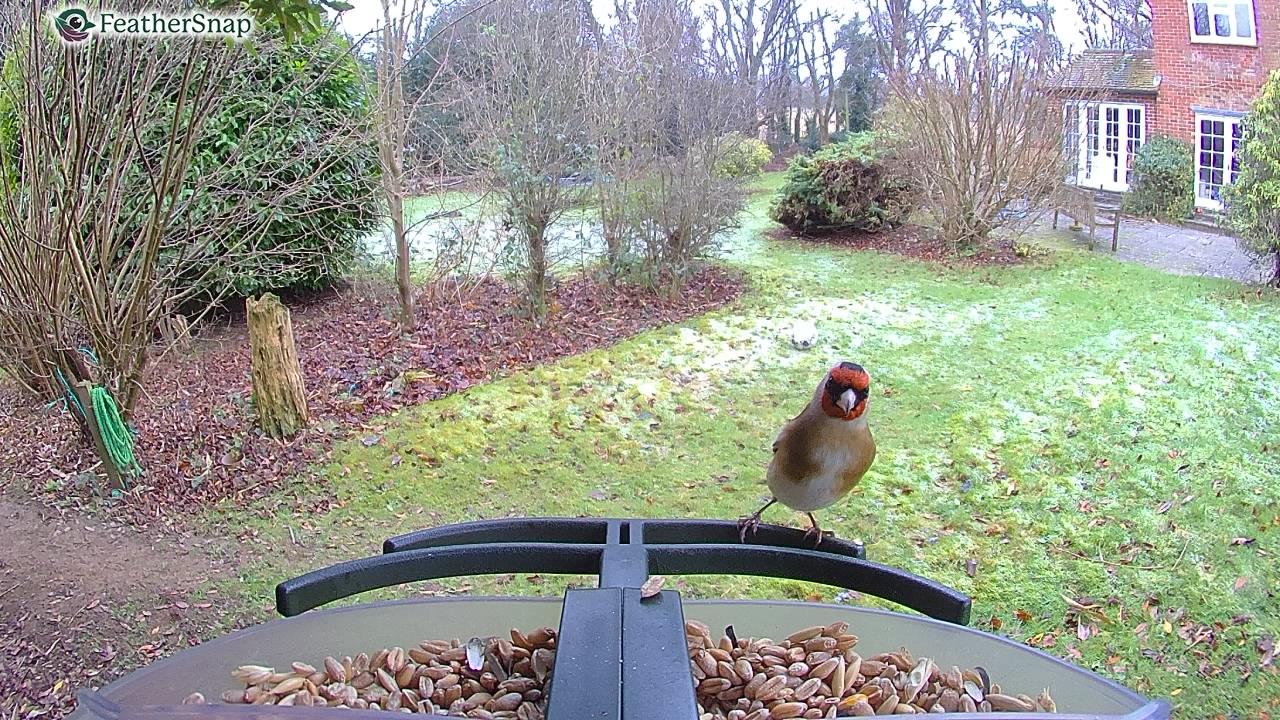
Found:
330,0 -> 1091,59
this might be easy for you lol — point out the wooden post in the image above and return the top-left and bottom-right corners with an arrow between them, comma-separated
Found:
60,347 -> 92,440
160,313 -> 192,351
246,293 -> 309,438
69,381 -> 125,492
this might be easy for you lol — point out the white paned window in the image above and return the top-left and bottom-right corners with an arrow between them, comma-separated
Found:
1187,0 -> 1257,45
1194,112 -> 1244,210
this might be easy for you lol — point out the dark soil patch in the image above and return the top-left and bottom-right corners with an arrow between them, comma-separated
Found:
0,269 -> 745,528
764,144 -> 806,172
770,223 -> 1034,268
0,499 -> 230,720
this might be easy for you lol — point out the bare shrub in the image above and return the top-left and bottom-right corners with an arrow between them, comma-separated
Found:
452,0 -> 597,317
0,2 -> 375,414
880,55 -> 1070,247
589,0 -> 746,297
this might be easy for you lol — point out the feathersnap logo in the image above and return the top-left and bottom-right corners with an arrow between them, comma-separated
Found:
53,8 -> 95,42
50,5 -> 254,44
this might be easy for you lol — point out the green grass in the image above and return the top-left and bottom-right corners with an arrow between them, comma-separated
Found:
210,172 -> 1280,717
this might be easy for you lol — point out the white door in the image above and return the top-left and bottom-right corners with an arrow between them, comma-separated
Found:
1194,112 -> 1244,210
1073,102 -> 1145,192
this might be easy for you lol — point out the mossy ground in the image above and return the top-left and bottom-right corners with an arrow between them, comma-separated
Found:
206,173 -> 1280,718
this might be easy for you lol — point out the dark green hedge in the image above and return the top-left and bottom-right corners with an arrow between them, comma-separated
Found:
1122,135 -> 1195,222
0,24 -> 381,302
769,131 -> 915,234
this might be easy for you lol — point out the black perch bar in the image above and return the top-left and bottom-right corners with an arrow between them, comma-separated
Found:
271,518 -> 971,720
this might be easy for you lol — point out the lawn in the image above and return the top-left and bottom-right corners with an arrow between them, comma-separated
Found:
208,173 -> 1280,717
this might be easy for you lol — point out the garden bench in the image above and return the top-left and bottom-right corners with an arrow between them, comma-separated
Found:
1051,185 -> 1121,252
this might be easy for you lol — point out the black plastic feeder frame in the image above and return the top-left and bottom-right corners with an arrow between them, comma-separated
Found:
273,517 -> 968,720
75,517 -> 1172,720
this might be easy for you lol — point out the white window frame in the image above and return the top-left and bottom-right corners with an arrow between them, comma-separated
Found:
1186,0 -> 1258,46
1064,100 -> 1146,193
1193,110 -> 1245,211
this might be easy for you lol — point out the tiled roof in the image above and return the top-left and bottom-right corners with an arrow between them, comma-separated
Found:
1048,49 -> 1158,94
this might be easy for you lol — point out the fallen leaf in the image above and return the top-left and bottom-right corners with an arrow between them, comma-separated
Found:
1061,594 -> 1112,624
1077,623 -> 1092,641
589,489 -> 608,501
1234,576 -> 1248,591
1156,500 -> 1174,514
640,575 -> 665,599
1015,609 -> 1032,622
361,434 -> 382,447
989,617 -> 1002,630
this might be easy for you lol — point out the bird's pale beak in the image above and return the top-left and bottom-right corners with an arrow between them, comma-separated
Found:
837,388 -> 857,415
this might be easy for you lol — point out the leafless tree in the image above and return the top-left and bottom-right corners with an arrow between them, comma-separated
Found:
452,0 -> 598,316
704,0 -> 802,134
0,1 -> 375,415
0,5 -> 16,58
372,0 -> 423,330
797,10 -> 841,146
867,0 -> 953,78
593,0 -> 745,297
1075,0 -> 1152,49
879,0 -> 1085,248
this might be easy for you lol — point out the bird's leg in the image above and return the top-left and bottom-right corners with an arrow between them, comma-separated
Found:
737,497 -> 777,543
802,512 -> 834,548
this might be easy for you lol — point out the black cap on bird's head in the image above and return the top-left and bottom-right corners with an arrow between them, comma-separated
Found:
821,361 -> 870,420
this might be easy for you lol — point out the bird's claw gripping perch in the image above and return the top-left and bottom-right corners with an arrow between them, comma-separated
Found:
802,512 -> 834,548
737,497 -> 776,543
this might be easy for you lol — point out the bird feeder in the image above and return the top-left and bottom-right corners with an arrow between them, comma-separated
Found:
69,517 -> 1171,720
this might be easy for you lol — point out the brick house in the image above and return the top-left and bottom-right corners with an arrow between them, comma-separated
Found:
1052,0 -> 1279,210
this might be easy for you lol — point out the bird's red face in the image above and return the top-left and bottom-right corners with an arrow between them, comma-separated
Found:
820,361 -> 870,421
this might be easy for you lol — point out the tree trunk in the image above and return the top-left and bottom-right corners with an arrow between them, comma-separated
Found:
391,188 -> 415,330
527,222 -> 550,316
246,293 -> 309,438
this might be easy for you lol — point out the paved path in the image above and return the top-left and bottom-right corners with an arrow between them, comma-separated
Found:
1024,214 -> 1272,284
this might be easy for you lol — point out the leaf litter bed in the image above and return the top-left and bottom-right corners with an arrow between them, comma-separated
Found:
0,269 -> 745,528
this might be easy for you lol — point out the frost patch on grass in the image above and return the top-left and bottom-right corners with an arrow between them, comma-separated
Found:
1203,320 -> 1261,363
1010,297 -> 1050,321
998,400 -> 1054,431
